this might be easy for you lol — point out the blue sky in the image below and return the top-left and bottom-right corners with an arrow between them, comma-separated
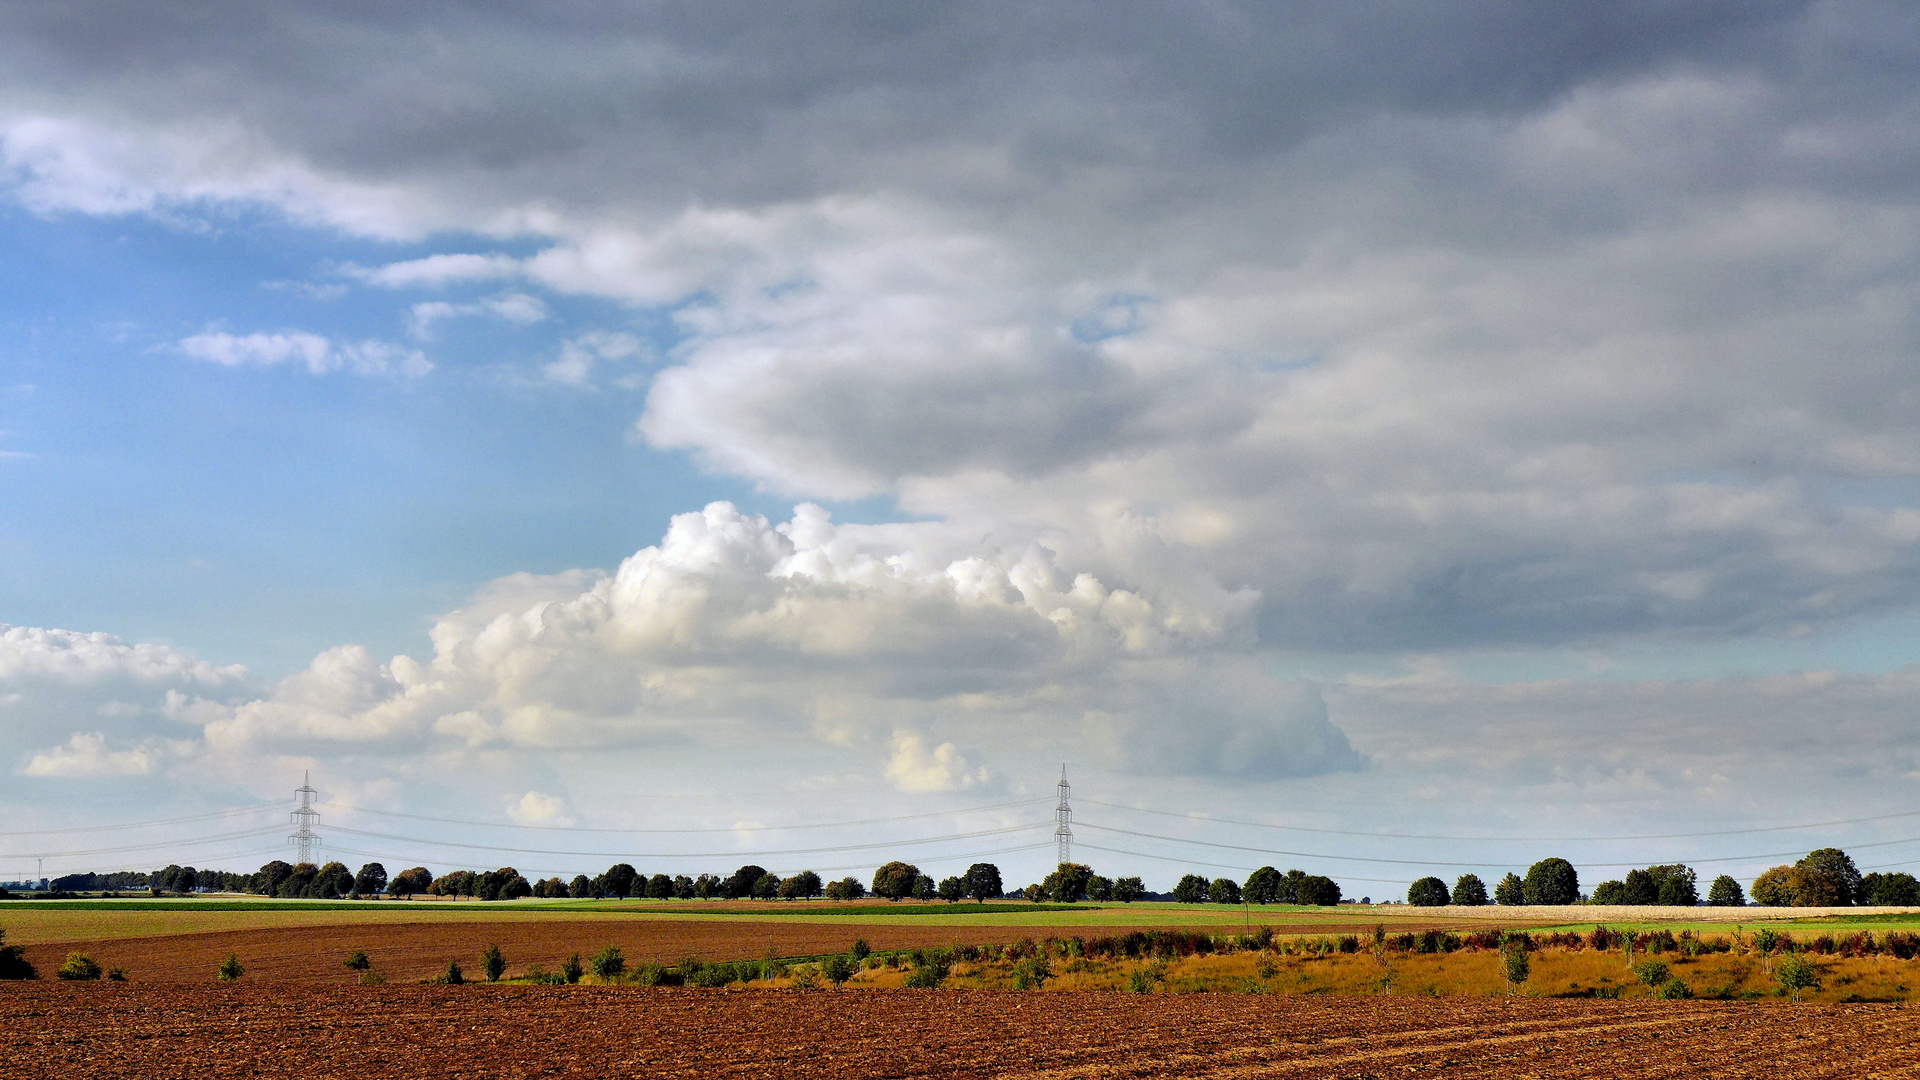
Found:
6,2 -> 1920,896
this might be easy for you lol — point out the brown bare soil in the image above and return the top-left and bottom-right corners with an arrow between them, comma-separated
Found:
16,919 -> 1064,984
5,983 -> 1917,1078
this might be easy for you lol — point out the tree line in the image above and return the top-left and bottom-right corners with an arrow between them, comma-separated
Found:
1398,849 -> 1918,907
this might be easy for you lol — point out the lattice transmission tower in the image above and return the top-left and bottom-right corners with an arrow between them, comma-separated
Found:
1054,764 -> 1073,867
289,771 -> 321,865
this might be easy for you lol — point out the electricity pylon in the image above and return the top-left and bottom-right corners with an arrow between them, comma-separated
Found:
1054,764 -> 1073,867
289,771 -> 321,865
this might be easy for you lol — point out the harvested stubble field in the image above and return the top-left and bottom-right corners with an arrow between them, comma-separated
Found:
5,982 -> 1918,1079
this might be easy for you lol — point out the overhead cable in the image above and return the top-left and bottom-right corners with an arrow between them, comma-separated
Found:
323,820 -> 1048,860
316,796 -> 1052,834
1079,797 -> 1920,843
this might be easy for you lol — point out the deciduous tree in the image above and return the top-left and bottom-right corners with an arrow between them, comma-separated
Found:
1111,876 -> 1145,903
1207,877 -> 1241,904
964,863 -> 1002,902
1407,877 -> 1449,907
1751,866 -> 1796,906
1244,866 -> 1282,905
352,862 -> 388,898
1706,875 -> 1746,906
1172,874 -> 1208,904
1493,873 -> 1524,905
1522,859 -> 1578,905
1451,874 -> 1487,906
1791,848 -> 1861,906
871,862 -> 921,901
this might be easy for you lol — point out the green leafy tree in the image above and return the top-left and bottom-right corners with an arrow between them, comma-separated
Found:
1208,877 -> 1241,904
693,873 -> 722,899
1494,873 -> 1525,906
823,876 -> 865,900
1296,876 -> 1342,906
1086,874 -> 1113,901
1522,858 -> 1579,905
343,950 -> 371,972
1751,866 -> 1796,906
1592,880 -> 1626,904
964,863 -> 1003,901
1792,848 -> 1862,906
721,865 -> 767,899
561,953 -> 584,984
500,875 -> 532,900
1861,871 -> 1920,906
1172,874 -> 1209,904
672,874 -> 696,899
1706,875 -> 1746,906
352,862 -> 388,898
1111,876 -> 1145,903
440,961 -> 465,985
911,874 -> 936,900
871,861 -> 921,901
1451,874 -> 1487,906
600,864 -> 639,899
751,873 -> 781,900
1243,866 -> 1282,904
1043,863 -> 1095,903
1633,959 -> 1670,989
936,875 -> 966,902
644,873 -> 675,899
789,870 -> 823,898
566,874 -> 592,899
481,943 -> 505,982
253,860 -> 295,896
1407,877 -> 1450,907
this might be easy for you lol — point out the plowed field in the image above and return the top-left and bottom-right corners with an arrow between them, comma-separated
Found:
14,919 -> 1055,984
5,984 -> 1915,1078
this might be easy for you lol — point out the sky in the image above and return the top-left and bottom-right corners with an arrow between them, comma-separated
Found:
7,1 -> 1920,897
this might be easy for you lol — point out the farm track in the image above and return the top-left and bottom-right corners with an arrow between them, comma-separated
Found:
4,984 -> 1916,1078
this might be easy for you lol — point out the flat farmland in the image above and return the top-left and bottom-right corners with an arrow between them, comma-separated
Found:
6,983 -> 1919,1079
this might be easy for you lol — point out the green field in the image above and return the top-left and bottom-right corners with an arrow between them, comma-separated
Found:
4,895 -> 1919,947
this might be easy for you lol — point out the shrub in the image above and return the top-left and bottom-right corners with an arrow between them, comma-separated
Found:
589,946 -> 625,979
1012,955 -> 1052,990
106,968 -> 128,982
440,960 -> 465,985
1657,977 -> 1694,1000
1126,967 -> 1156,993
1774,954 -> 1820,1001
481,943 -> 505,982
358,969 -> 386,986
788,965 -> 822,990
1407,877 -> 1450,907
1500,941 -> 1530,993
0,930 -> 36,980
343,950 -> 371,972
903,950 -> 950,989
1633,959 -> 1671,988
561,952 -> 584,984
820,953 -> 857,987
215,953 -> 244,981
57,952 -> 102,981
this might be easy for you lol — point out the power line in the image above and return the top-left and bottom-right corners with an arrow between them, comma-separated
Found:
10,827 -> 287,860
1079,797 -> 1920,843
0,803 -> 282,836
1074,820 -> 1920,870
323,820 -> 1049,860
315,796 -> 1051,833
